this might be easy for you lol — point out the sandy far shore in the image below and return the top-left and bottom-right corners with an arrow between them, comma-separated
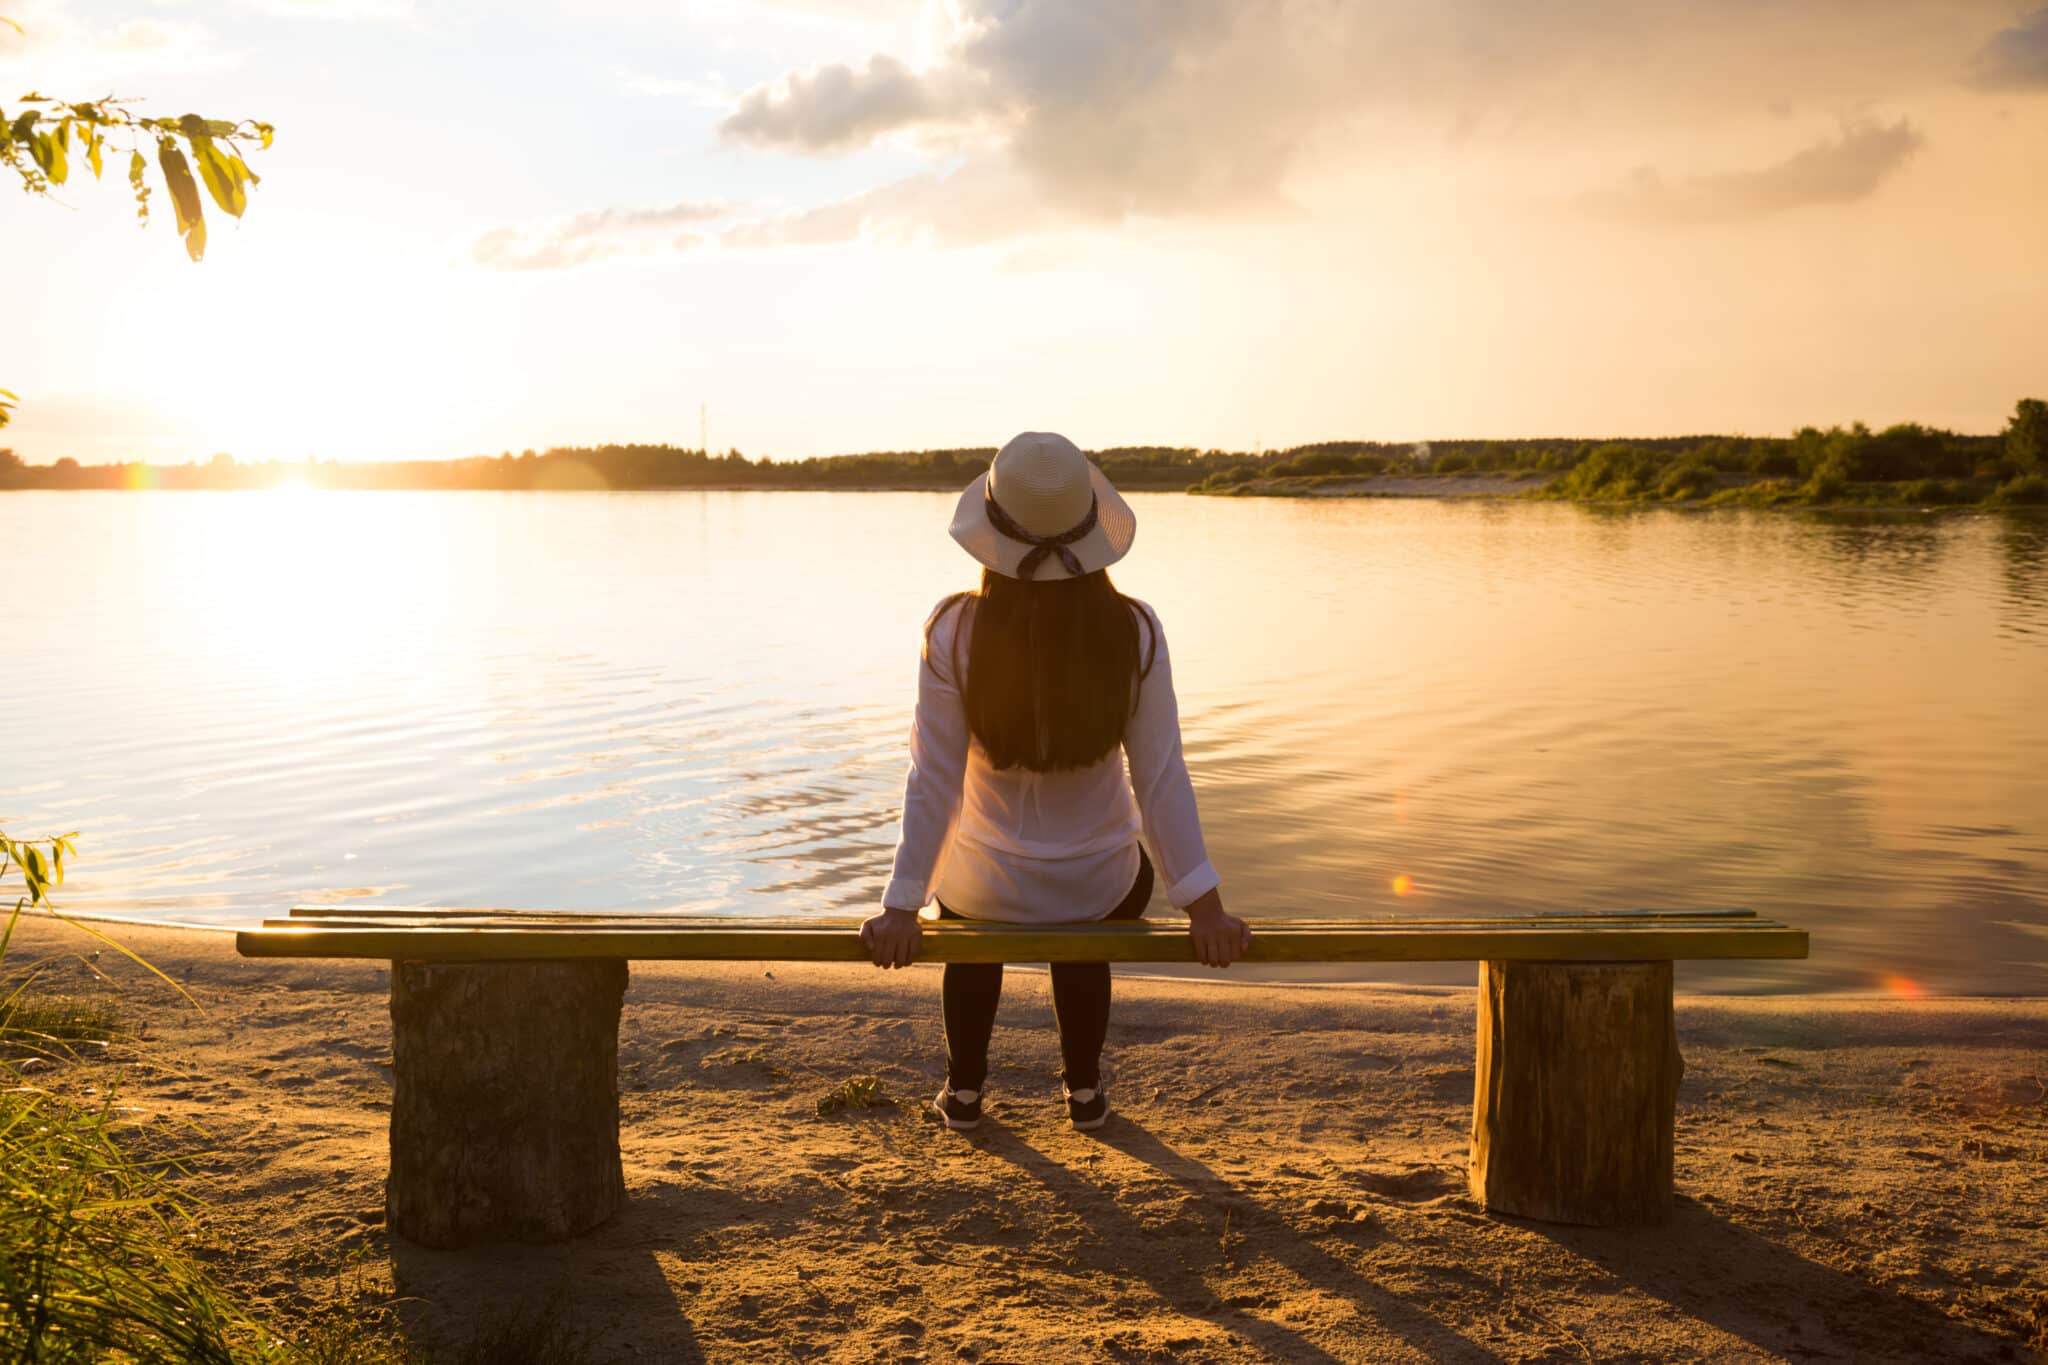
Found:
9,915 -> 2047,1364
1300,474 -> 1550,498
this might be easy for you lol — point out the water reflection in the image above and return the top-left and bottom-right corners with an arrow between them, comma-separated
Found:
2,492 -> 2044,994
1995,512 -> 2048,639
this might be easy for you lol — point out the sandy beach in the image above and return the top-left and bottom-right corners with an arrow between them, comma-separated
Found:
10,914 -> 2046,1363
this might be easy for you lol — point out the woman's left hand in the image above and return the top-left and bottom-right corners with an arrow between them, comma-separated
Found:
860,907 -> 923,968
1185,890 -> 1252,968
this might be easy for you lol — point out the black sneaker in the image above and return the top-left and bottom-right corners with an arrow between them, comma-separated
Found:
933,1084 -> 982,1131
1065,1086 -> 1109,1131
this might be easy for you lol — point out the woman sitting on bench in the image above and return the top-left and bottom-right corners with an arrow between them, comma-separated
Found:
861,431 -> 1252,1133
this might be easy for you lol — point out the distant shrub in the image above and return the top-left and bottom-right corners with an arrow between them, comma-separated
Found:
1193,464 -> 1262,493
1803,465 -> 1848,503
1739,443 -> 1797,477
1990,474 -> 2048,506
1655,458 -> 1717,501
1552,444 -> 1654,500
1431,451 -> 1474,474
1266,451 -> 1382,478
2005,398 -> 2046,475
1896,479 -> 1973,506
1706,479 -> 1803,508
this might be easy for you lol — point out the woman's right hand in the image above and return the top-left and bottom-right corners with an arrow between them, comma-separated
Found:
1184,890 -> 1251,968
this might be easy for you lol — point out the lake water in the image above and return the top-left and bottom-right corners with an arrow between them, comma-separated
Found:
4,490 -> 2045,994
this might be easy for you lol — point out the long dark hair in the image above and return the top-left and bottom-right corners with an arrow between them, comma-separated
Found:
929,568 -> 1157,772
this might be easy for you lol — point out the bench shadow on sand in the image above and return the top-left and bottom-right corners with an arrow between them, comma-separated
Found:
992,1116 -> 2021,1364
378,1115 -> 2021,1364
978,1116 -> 1498,1363
388,1231 -> 706,1364
1530,1202 -> 2022,1363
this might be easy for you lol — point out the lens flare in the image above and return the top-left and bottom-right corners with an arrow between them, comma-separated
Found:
1391,874 -> 1415,897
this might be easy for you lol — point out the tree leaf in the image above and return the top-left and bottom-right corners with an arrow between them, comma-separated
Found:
189,135 -> 246,218
29,128 -> 66,183
9,111 -> 35,144
86,126 -> 103,179
157,141 -> 207,259
128,147 -> 150,224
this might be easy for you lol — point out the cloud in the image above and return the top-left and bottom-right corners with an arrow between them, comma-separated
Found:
1968,6 -> 2048,88
721,54 -> 947,154
1586,120 -> 1924,225
105,20 -> 183,52
470,200 -> 730,272
614,66 -> 732,106
708,0 -> 2009,247
722,163 -> 1046,248
0,0 -> 237,85
716,1 -> 1288,215
237,0 -> 416,21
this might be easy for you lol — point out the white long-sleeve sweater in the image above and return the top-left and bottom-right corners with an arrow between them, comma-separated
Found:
881,596 -> 1221,922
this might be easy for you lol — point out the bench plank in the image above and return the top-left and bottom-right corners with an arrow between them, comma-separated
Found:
284,904 -> 1766,923
264,912 -> 1785,933
238,919 -> 1807,964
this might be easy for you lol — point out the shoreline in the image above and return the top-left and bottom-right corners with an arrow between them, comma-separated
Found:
1196,471 -> 2048,510
13,476 -> 2044,511
11,914 -> 2045,1361
43,908 -> 2046,1001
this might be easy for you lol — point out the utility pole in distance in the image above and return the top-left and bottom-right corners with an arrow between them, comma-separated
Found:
701,404 -> 708,457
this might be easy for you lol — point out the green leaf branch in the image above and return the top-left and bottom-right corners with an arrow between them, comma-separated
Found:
1,828 -> 197,1007
3,95 -> 273,261
1,829 -> 76,910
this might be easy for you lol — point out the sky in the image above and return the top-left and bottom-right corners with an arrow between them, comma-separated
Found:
3,0 -> 2046,465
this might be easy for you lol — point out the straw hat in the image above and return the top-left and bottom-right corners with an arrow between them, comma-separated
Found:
949,432 -> 1137,580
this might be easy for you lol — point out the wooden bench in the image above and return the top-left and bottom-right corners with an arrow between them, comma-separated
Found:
238,907 -> 1806,1247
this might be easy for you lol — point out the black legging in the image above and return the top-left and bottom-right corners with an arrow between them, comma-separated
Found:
937,846 -> 1154,1094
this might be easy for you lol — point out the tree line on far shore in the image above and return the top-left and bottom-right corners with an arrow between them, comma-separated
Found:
1192,398 -> 2048,508
2,398 -> 2043,507
0,442 -> 1238,492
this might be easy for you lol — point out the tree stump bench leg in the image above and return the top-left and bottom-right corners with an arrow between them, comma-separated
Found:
386,959 -> 628,1248
1469,959 -> 1683,1226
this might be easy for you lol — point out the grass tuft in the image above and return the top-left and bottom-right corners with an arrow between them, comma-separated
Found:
438,1297 -> 597,1365
815,1074 -> 893,1116
290,1313 -> 428,1365
2,991 -> 125,1043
